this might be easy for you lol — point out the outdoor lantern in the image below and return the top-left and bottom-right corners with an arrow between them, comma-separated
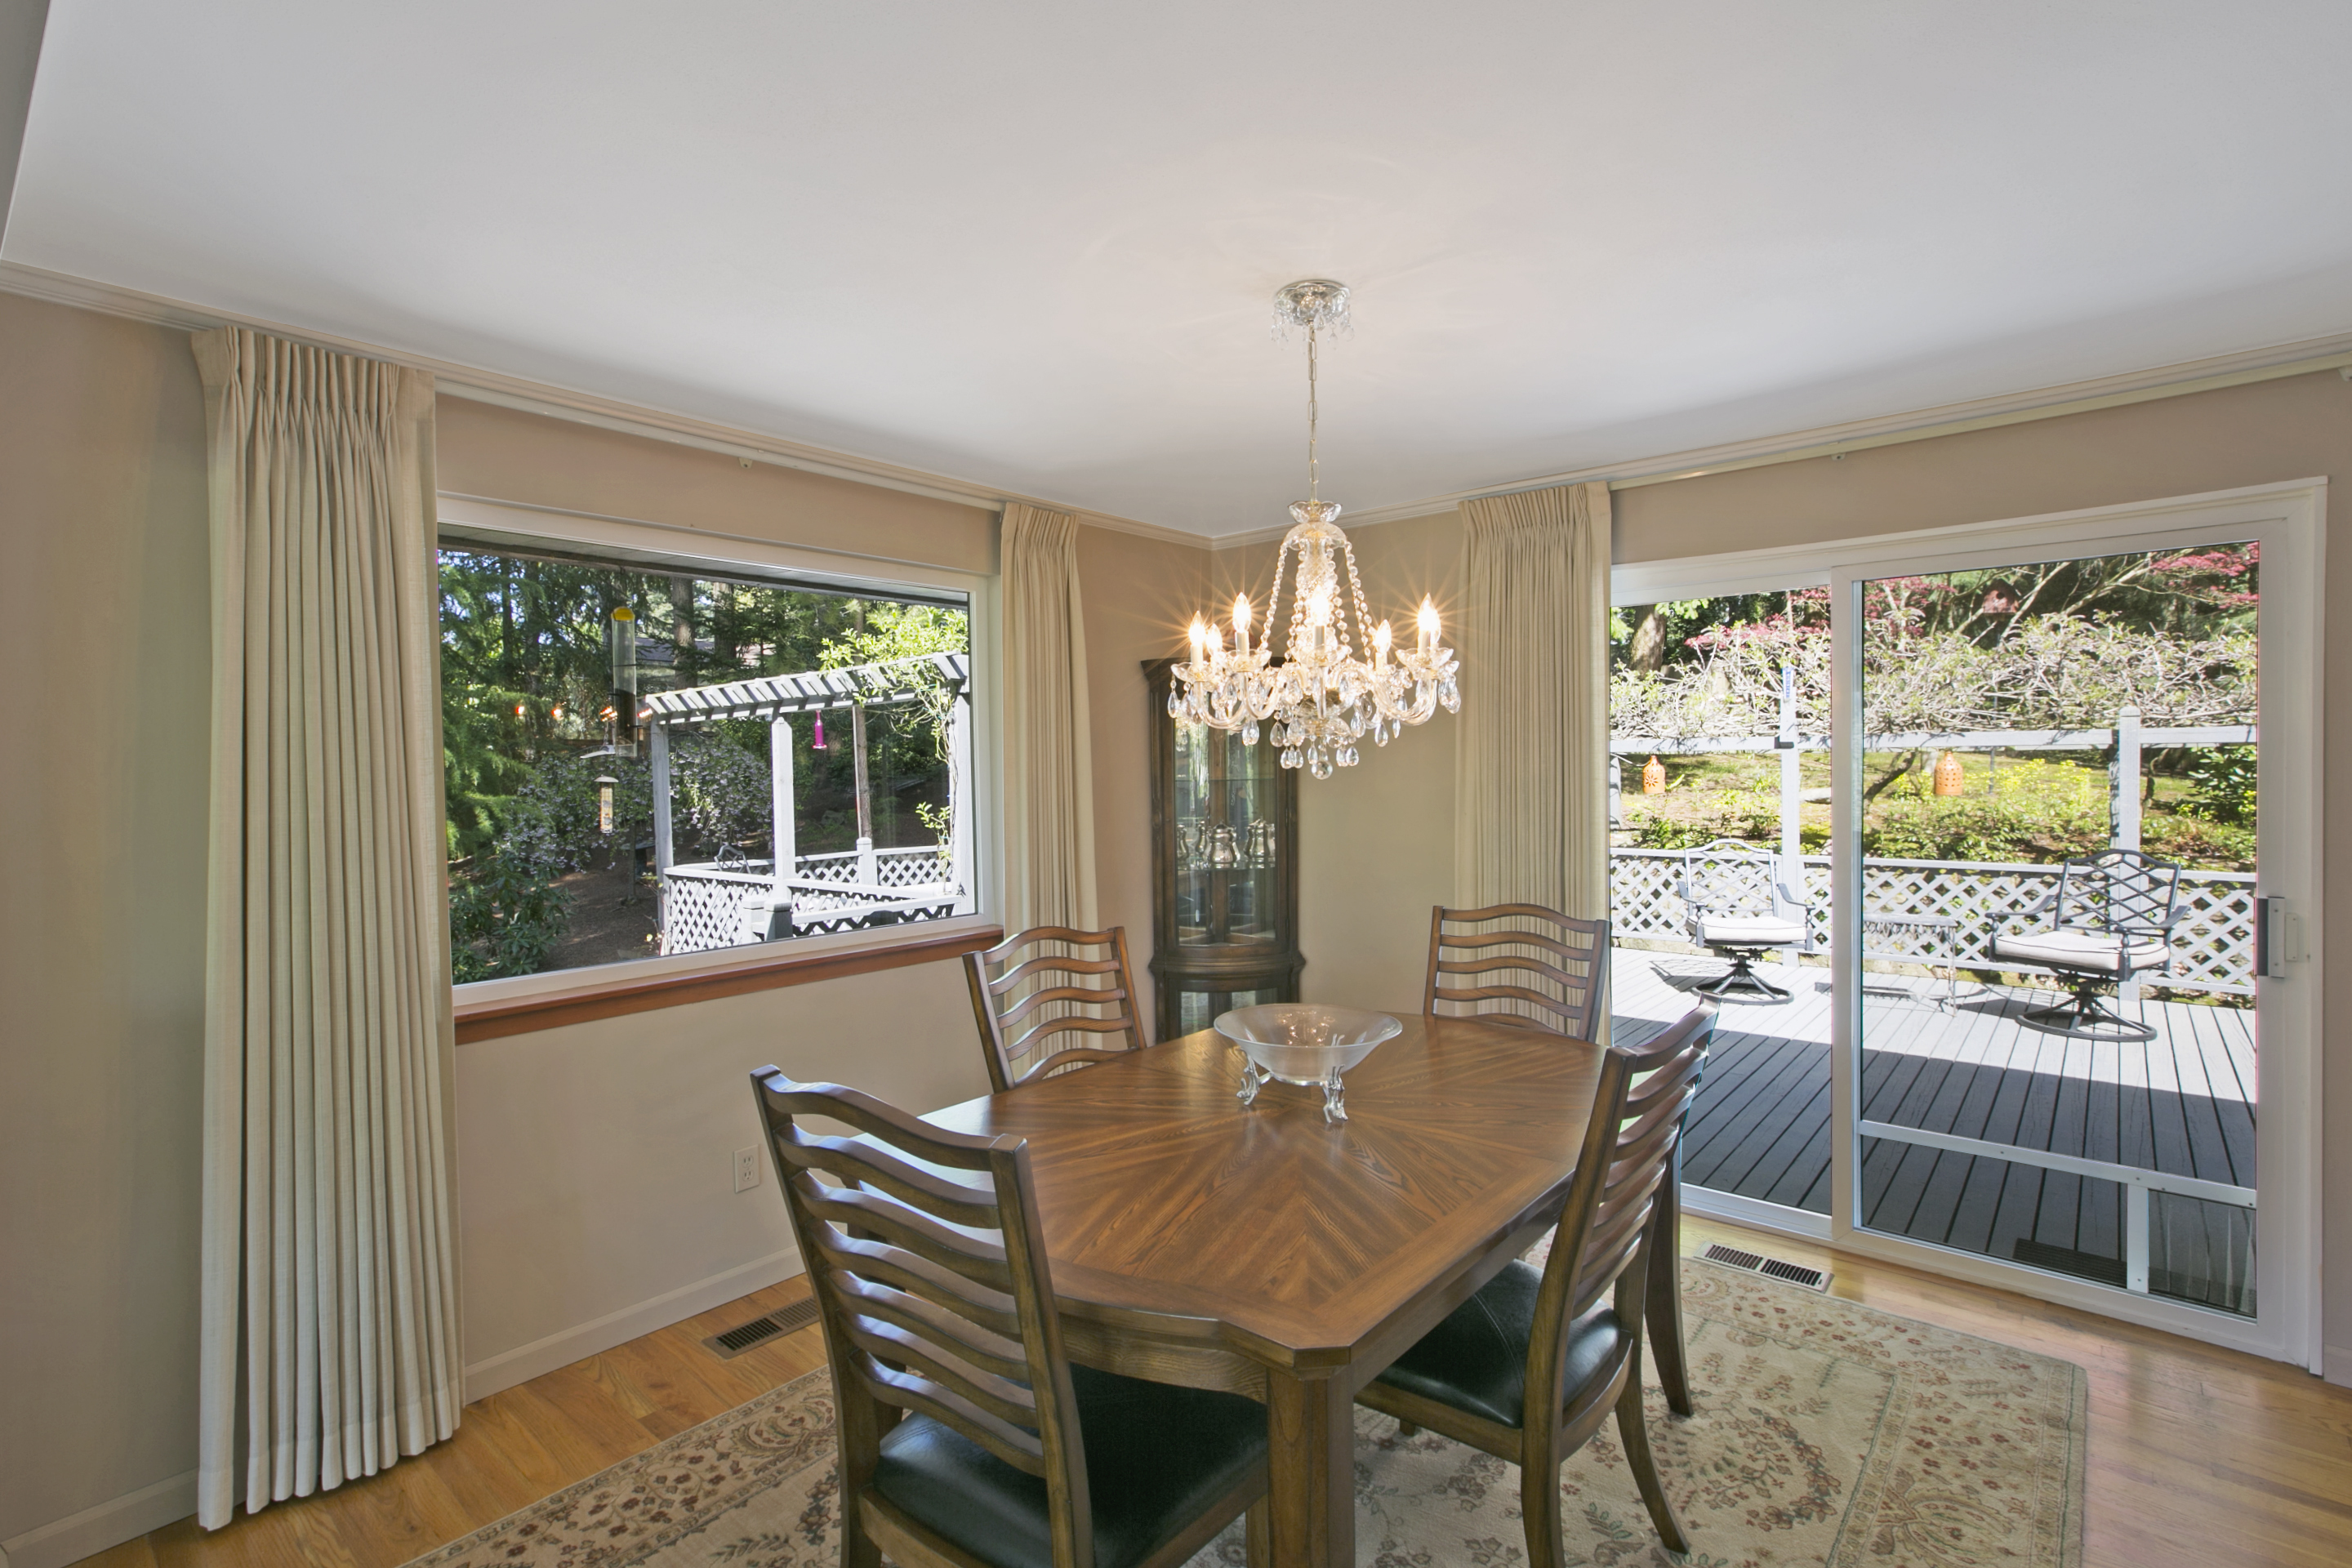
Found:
1642,755 -> 1667,794
596,775 -> 618,835
812,711 -> 826,749
1934,750 -> 1965,796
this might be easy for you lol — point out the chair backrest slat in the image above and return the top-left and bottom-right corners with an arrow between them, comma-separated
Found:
753,1071 -> 1095,1548
813,1229 -> 1024,1341
2056,848 -> 2181,938
1530,1004 -> 1716,1388
1423,903 -> 1609,1040
966,925 -> 1147,1093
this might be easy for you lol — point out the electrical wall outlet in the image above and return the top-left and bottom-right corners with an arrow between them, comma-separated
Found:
733,1147 -> 761,1192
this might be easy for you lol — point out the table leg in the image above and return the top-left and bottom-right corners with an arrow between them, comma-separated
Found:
1265,1367 -> 1353,1568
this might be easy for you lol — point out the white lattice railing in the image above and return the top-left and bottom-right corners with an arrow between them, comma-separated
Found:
1612,848 -> 2256,996
661,846 -> 964,955
792,844 -> 952,890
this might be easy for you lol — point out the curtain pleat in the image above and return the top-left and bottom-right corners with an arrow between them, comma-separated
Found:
1000,503 -> 1099,932
1454,480 -> 1612,923
194,327 -> 459,1528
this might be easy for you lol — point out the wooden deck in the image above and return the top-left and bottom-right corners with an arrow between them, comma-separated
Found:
1612,948 -> 2258,1298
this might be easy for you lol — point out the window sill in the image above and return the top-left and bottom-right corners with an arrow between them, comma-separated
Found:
452,916 -> 1001,1044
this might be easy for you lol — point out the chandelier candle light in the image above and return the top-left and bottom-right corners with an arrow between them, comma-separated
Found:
1173,279 -> 1459,778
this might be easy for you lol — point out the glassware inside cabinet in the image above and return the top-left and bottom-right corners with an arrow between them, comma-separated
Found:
1173,718 -> 1281,949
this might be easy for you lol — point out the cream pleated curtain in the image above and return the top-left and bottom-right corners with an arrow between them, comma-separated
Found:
1454,480 -> 1613,921
1000,502 -> 1099,932
193,327 -> 461,1528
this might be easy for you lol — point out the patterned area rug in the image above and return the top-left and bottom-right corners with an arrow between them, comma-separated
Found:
406,1259 -> 2084,1568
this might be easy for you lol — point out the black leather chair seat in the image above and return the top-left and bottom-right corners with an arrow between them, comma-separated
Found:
1373,1259 -> 1625,1428
871,1362 -> 1267,1568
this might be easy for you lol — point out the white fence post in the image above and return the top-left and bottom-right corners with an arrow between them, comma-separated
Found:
951,693 -> 975,911
1777,665 -> 1803,885
2111,705 -> 2142,851
649,719 -> 674,873
2126,1183 -> 2151,1294
769,715 -> 796,899
2110,704 -> 2144,1003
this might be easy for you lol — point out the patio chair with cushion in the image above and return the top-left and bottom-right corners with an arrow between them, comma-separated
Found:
1988,848 -> 2185,1040
1677,838 -> 1815,1000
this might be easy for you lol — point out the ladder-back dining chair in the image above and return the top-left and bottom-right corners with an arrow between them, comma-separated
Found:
964,925 -> 1147,1094
1423,903 -> 1610,1040
751,1070 -> 1270,1568
1424,904 -> 1702,1414
1356,1000 -> 1716,1566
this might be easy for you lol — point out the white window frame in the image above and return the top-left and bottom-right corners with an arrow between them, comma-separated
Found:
436,494 -> 1004,1010
1615,478 -> 2325,1373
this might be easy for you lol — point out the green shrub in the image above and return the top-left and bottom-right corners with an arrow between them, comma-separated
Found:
2183,745 -> 2256,826
1864,759 -> 2108,862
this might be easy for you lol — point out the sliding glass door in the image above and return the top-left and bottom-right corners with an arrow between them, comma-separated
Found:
1615,482 -> 2320,1365
1609,581 -> 1836,1237
1827,489 -> 2319,1362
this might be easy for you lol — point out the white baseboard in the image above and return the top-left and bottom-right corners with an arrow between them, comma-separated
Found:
2324,1343 -> 2352,1388
1681,1185 -> 1834,1241
0,1468 -> 198,1568
463,1246 -> 804,1403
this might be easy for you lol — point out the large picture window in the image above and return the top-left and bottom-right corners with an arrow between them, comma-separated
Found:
439,537 -> 975,983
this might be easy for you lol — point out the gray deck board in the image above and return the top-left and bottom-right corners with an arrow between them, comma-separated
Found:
1610,951 -> 2256,1250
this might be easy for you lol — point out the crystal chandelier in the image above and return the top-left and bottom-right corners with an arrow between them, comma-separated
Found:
1171,278 -> 1459,778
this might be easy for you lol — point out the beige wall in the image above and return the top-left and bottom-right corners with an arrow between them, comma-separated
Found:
453,961 -> 991,1399
1076,525 -> 1209,1031
0,291 -> 1214,1559
1298,369 -> 2352,1381
435,395 -> 1000,575
0,292 -> 213,1557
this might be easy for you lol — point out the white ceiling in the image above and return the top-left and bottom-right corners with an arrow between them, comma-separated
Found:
11,2 -> 2352,535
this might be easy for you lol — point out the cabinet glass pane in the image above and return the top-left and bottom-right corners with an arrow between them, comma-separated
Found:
1176,986 -> 1280,1039
1172,719 -> 1281,950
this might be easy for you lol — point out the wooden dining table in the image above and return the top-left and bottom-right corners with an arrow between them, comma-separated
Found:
924,1011 -> 1605,1568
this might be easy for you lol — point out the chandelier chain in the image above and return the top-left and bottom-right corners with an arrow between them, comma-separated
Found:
1306,324 -> 1321,502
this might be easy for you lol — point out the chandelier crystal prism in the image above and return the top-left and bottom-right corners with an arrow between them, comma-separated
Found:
1171,279 -> 1459,778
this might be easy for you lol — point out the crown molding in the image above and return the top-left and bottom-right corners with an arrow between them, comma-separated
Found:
1300,328 -> 2352,539
10,257 -> 2350,555
0,258 -> 1205,545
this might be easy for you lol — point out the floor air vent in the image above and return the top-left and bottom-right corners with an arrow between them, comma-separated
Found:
1700,1242 -> 1830,1291
702,1297 -> 821,1360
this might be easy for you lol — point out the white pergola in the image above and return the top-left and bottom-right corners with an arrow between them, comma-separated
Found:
640,651 -> 973,938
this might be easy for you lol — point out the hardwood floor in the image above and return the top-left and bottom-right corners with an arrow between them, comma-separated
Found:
72,1277 -> 829,1568
73,1218 -> 2352,1568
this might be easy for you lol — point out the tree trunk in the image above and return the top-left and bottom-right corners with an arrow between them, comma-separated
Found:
1627,604 -> 1667,673
1863,747 -> 1924,804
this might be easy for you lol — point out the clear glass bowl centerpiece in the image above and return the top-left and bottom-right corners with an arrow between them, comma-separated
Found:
1214,1004 -> 1401,1123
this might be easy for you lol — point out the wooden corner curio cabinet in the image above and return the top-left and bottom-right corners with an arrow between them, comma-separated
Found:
1143,658 -> 1303,1042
